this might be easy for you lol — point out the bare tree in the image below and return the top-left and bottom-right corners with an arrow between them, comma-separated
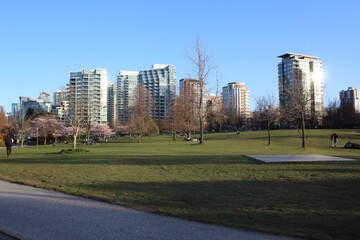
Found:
127,84 -> 158,143
62,99 -> 86,150
174,90 -> 199,139
255,94 -> 279,145
13,107 -> 33,148
282,79 -> 315,148
188,37 -> 213,144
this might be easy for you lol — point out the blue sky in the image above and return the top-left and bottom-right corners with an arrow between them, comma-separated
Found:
1,0 -> 359,112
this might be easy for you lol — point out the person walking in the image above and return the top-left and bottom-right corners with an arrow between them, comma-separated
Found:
4,135 -> 13,158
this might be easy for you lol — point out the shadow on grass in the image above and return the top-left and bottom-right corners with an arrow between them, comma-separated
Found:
74,178 -> 360,240
0,155 -> 261,165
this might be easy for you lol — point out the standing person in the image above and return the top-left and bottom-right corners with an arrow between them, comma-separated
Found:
4,135 -> 13,158
331,133 -> 339,147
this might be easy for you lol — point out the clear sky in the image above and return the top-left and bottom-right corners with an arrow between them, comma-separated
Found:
1,0 -> 359,112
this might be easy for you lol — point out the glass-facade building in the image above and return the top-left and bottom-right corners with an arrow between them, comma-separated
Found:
116,71 -> 139,123
107,83 -> 117,127
116,64 -> 176,123
278,53 -> 324,124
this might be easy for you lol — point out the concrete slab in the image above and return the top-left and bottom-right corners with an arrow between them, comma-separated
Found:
247,154 -> 356,163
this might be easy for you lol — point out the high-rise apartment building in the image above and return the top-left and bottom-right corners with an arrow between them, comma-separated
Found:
69,69 -> 108,125
222,82 -> 250,124
53,88 -> 69,106
340,86 -> 360,112
278,53 -> 324,124
107,83 -> 117,127
116,64 -> 176,123
116,70 -> 139,123
138,64 -> 176,121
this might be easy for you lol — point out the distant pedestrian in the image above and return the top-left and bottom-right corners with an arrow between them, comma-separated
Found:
4,135 -> 13,158
331,133 -> 338,147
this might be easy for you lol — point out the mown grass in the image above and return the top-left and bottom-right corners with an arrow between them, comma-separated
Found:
0,129 -> 359,240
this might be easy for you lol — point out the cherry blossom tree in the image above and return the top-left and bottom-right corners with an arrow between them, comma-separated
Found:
90,124 -> 114,138
29,116 -> 62,145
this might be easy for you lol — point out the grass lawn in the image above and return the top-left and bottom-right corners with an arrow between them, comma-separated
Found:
0,129 -> 359,240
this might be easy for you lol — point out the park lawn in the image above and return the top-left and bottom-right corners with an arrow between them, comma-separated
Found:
0,129 -> 359,240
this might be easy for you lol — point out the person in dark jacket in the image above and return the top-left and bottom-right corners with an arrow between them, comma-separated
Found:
4,135 -> 13,158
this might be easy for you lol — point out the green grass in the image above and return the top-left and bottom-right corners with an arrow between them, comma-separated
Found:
0,129 -> 359,240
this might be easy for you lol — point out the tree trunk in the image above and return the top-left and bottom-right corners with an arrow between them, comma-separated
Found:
301,115 -> 306,148
199,120 -> 204,144
172,132 -> 176,141
73,134 -> 77,150
267,122 -> 271,145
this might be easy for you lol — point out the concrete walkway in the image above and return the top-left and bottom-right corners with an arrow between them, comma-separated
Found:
247,154 -> 355,163
0,180 -> 300,240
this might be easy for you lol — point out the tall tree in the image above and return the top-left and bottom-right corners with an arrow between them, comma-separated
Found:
127,84 -> 158,143
174,91 -> 199,139
14,107 -> 33,148
188,37 -> 213,144
282,79 -> 315,148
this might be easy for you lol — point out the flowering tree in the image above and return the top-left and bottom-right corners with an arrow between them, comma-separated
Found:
90,124 -> 114,137
29,116 -> 62,145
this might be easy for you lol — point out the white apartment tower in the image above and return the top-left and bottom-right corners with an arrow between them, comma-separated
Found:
222,82 -> 250,125
278,53 -> 324,124
69,69 -> 108,125
340,87 -> 360,112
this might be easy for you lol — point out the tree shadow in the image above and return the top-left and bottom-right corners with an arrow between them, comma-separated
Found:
0,154 -> 260,166
73,178 -> 360,240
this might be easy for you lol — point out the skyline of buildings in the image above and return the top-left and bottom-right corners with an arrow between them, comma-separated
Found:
3,54 -> 359,128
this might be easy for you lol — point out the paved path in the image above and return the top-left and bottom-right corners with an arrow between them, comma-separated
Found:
248,154 -> 355,163
0,180 -> 300,240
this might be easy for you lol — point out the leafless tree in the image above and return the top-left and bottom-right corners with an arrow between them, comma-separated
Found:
174,91 -> 199,139
127,84 -> 158,143
282,79 -> 316,148
188,37 -> 213,144
13,107 -> 33,148
62,98 -> 86,150
255,94 -> 279,145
